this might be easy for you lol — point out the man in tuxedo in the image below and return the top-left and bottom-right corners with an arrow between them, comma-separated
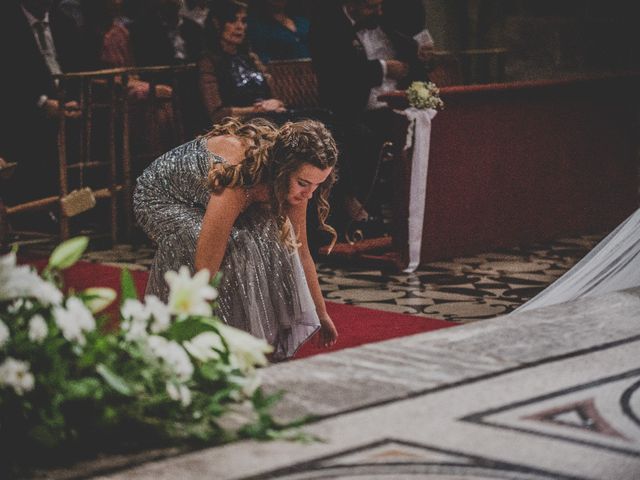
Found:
0,0 -> 84,206
310,0 -> 429,227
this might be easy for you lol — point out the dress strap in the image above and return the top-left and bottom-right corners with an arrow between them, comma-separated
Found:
198,136 -> 227,165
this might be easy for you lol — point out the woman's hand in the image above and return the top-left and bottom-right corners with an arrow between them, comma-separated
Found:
317,314 -> 338,348
43,99 -> 82,119
254,99 -> 286,113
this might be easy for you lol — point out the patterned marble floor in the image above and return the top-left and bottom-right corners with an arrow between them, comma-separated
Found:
316,233 -> 604,322
14,232 -> 604,323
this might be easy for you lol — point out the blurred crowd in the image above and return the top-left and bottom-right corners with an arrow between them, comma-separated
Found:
0,0 -> 434,239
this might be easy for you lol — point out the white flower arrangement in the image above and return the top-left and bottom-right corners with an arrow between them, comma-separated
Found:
406,81 -> 445,110
0,237 -> 285,474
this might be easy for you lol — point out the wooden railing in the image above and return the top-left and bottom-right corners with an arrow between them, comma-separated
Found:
5,64 -> 195,243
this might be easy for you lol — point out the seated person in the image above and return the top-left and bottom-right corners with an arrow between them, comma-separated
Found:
129,0 -> 204,68
247,0 -> 311,63
197,0 -> 286,126
0,0 -> 83,206
199,1 -> 358,242
310,0 -> 431,230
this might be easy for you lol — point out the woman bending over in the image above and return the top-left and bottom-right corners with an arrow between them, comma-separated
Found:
134,117 -> 338,359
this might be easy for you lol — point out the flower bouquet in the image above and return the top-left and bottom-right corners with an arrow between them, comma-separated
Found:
406,81 -> 445,110
0,237 -> 284,474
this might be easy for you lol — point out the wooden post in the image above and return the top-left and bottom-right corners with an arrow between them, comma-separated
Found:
121,72 -> 133,242
57,81 -> 69,240
107,76 -> 118,244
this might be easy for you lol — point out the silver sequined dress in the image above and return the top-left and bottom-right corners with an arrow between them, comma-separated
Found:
133,137 -> 320,359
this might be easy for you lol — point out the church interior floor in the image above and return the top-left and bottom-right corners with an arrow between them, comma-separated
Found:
12,231 -> 604,323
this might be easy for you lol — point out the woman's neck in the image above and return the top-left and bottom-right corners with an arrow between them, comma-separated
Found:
220,41 -> 238,55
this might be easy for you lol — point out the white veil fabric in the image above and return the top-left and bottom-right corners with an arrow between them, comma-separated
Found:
515,207 -> 640,313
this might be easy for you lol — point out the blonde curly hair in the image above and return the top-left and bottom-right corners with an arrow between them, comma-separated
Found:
206,117 -> 338,249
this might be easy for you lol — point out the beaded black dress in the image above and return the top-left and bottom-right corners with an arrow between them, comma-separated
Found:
133,137 -> 320,359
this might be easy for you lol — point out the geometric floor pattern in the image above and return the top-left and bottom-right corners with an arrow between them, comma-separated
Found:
248,339 -> 640,479
14,232 -> 604,323
317,233 -> 603,322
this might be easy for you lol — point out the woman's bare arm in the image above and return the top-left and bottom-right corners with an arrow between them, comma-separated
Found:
288,200 -> 338,346
195,137 -> 249,275
195,188 -> 247,276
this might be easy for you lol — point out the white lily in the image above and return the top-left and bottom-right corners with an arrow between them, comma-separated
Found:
216,322 -> 273,373
0,252 -> 63,306
165,267 -> 217,317
0,319 -> 9,348
144,295 -> 172,333
0,357 -> 35,395
183,331 -> 223,362
121,298 -> 150,341
53,297 -> 96,345
28,315 -> 48,343
166,382 -> 192,407
146,336 -> 194,381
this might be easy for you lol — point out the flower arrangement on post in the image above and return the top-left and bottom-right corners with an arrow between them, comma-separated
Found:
406,81 -> 445,110
0,237 -> 286,474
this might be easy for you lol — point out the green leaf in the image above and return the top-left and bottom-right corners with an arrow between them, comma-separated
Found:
208,388 -> 234,415
96,363 -> 133,396
64,378 -> 103,400
120,268 -> 138,303
47,236 -> 89,270
28,424 -> 63,449
199,362 -> 223,382
167,316 -> 211,342
253,388 -> 284,410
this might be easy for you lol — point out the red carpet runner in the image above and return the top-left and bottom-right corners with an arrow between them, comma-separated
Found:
25,260 -> 456,359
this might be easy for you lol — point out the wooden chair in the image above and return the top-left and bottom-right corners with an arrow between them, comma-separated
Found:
429,53 -> 464,86
267,58 -> 321,109
5,65 -> 194,244
0,161 -> 17,250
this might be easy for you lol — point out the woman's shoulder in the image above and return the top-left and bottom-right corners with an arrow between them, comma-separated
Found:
151,137 -> 219,167
203,135 -> 246,166
137,138 -> 213,185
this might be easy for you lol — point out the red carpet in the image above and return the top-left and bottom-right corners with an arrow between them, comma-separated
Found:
295,302 -> 454,358
21,260 -> 456,358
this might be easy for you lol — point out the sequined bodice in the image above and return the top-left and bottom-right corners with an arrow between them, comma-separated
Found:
225,53 -> 271,106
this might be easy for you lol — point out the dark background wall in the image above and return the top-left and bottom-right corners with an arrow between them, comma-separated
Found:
423,0 -> 639,82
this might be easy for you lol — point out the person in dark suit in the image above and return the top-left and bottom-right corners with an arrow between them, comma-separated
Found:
309,0 -> 428,227
383,0 -> 427,37
128,0 -> 205,139
129,0 -> 204,68
0,0 -> 84,206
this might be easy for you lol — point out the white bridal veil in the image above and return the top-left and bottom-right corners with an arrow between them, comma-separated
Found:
515,207 -> 640,313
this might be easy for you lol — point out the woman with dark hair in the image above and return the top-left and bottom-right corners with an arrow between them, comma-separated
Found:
134,117 -> 339,359
197,0 -> 287,125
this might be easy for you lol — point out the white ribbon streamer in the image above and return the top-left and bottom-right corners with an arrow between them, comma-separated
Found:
398,107 -> 437,272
